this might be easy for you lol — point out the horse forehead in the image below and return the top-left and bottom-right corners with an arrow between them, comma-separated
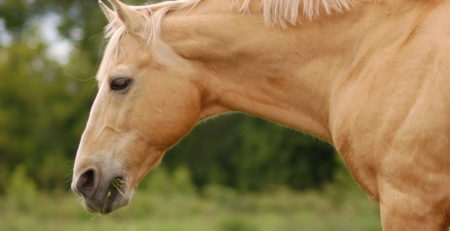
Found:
116,51 -> 154,69
118,35 -> 148,56
109,36 -> 154,70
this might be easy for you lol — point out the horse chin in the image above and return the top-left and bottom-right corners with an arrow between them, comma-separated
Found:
81,184 -> 134,214
83,191 -> 132,214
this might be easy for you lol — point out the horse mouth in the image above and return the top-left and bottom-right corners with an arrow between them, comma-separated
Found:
103,177 -> 127,214
81,176 -> 131,214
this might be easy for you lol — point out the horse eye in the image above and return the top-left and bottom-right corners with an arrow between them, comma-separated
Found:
110,77 -> 132,91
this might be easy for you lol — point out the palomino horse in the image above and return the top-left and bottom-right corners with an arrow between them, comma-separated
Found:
71,0 -> 450,229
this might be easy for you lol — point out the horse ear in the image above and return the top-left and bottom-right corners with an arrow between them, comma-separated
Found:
99,0 -> 115,22
108,0 -> 143,32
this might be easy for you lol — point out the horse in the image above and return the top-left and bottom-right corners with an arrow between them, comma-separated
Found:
71,0 -> 450,229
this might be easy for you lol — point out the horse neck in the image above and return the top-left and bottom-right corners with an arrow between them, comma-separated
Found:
161,0 -> 435,142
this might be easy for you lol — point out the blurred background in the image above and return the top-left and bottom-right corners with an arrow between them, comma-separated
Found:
0,0 -> 380,230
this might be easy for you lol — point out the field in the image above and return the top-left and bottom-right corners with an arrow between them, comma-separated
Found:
0,169 -> 382,231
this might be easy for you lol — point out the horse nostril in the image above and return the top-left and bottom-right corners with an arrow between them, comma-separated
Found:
76,169 -> 97,197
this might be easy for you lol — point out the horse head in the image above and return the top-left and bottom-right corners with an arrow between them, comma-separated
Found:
71,0 -> 206,214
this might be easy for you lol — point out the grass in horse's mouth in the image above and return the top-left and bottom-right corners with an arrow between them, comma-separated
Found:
101,177 -> 126,214
107,177 -> 126,198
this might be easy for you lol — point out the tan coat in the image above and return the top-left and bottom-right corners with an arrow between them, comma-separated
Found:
72,0 -> 450,229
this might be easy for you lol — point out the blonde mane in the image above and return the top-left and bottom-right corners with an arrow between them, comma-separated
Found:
143,0 -> 359,28
98,0 -> 366,81
107,0 -> 363,39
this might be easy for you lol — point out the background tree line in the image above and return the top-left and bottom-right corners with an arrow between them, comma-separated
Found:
0,0 -> 338,193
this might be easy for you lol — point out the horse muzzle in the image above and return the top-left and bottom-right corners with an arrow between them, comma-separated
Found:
72,168 -> 131,214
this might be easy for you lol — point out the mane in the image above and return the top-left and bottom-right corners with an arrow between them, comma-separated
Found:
234,0 -> 357,25
97,0 -> 366,81
105,0 -> 367,41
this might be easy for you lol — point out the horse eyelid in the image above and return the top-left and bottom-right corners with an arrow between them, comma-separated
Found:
110,77 -> 133,91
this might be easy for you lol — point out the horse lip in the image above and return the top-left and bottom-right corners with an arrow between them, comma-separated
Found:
81,176 -> 130,214
82,190 -> 130,214
84,202 -> 100,213
101,179 -> 127,214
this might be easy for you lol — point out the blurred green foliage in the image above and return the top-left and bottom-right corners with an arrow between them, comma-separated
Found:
0,0 -> 337,193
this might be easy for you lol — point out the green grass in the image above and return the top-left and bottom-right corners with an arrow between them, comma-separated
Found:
0,184 -> 381,231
